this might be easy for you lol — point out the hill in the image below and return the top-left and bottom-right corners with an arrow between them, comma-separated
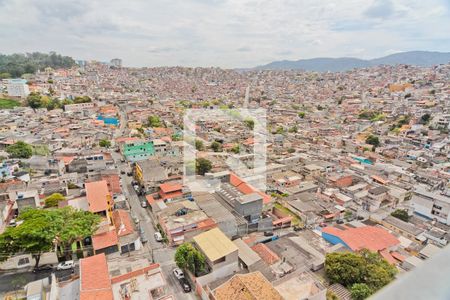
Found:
0,52 -> 76,78
255,51 -> 450,72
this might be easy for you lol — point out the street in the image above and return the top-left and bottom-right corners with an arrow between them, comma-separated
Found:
112,148 -> 196,299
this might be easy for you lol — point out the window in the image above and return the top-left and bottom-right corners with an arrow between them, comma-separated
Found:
213,256 -> 226,264
18,257 -> 30,266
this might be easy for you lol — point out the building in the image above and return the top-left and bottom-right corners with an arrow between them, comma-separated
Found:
134,159 -> 167,193
193,228 -> 239,276
322,225 -> 400,252
5,78 -> 30,98
79,253 -> 113,300
122,140 -> 155,161
411,186 -> 450,224
85,180 -> 113,224
212,271 -> 283,300
110,58 -> 122,68
112,209 -> 142,254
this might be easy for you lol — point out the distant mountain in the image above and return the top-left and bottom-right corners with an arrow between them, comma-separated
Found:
254,51 -> 450,72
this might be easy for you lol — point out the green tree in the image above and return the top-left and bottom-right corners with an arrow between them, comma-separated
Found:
175,243 -> 206,276
350,283 -> 373,300
325,252 -> 365,286
298,111 -> 306,118
196,158 -> 212,175
325,250 -> 397,292
99,139 -> 111,148
276,126 -> 285,134
0,209 -> 56,268
211,141 -> 222,152
147,115 -> 162,127
420,113 -> 431,124
56,207 -> 101,259
44,193 -> 66,208
244,118 -> 255,130
391,209 -> 409,222
289,125 -> 298,133
365,135 -> 380,147
6,141 -> 33,158
26,92 -> 43,109
195,139 -> 204,151
231,144 -> 240,154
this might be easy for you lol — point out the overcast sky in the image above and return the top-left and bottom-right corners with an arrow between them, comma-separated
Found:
0,0 -> 449,68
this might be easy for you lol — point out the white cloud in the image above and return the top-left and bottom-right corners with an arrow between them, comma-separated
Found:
0,0 -> 448,67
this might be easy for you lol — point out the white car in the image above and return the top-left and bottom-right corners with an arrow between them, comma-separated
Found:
173,268 -> 184,279
154,232 -> 163,242
57,260 -> 75,270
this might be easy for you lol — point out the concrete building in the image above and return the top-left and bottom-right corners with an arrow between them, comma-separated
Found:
411,186 -> 450,224
5,78 -> 30,98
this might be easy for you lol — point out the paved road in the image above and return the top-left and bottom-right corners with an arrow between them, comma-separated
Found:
0,266 -> 78,294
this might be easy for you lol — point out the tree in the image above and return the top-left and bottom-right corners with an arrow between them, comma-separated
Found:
351,283 -> 373,300
195,139 -> 204,151
147,115 -> 162,127
289,125 -> 298,133
391,209 -> 409,222
211,141 -> 222,152
0,207 -> 100,266
26,92 -> 43,109
0,209 -> 56,268
6,141 -> 33,158
196,158 -> 212,175
420,113 -> 431,124
99,139 -> 111,148
325,252 -> 366,287
44,193 -> 65,208
231,144 -> 240,154
175,243 -> 206,276
365,135 -> 380,147
56,207 -> 101,259
298,111 -> 306,118
244,118 -> 255,130
325,250 -> 397,293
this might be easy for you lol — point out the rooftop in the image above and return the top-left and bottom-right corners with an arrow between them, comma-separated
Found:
79,253 -> 113,300
193,228 -> 238,262
85,180 -> 110,213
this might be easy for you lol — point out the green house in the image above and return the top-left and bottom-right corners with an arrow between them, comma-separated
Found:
123,140 -> 155,161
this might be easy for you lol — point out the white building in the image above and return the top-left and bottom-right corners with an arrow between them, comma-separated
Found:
411,186 -> 450,224
5,79 -> 30,98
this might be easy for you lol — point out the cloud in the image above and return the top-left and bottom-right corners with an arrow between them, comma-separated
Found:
364,0 -> 395,19
0,0 -> 448,67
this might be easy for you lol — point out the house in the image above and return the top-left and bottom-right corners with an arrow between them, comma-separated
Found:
134,159 -> 168,193
411,186 -> 450,224
211,271 -> 283,300
85,180 -> 113,225
322,225 -> 400,253
158,200 -> 216,245
110,262 -> 166,299
193,228 -> 239,276
113,209 -> 142,254
159,182 -> 184,201
79,253 -> 113,300
122,140 -> 155,161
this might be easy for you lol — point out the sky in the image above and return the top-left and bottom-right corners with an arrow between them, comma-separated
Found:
0,0 -> 449,68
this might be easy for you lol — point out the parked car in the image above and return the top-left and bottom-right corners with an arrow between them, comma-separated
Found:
293,225 -> 303,231
33,264 -> 54,273
141,201 -> 148,208
178,278 -> 191,293
127,172 -> 133,176
154,232 -> 163,242
120,170 -> 126,175
173,268 -> 184,279
56,261 -> 74,270
319,222 -> 328,227
263,231 -> 274,236
336,219 -> 344,224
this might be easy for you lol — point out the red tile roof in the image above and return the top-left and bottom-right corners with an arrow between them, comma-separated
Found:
92,229 -> 118,251
113,209 -> 134,237
159,182 -> 183,193
251,243 -> 279,265
80,253 -> 113,300
230,173 -> 272,205
85,180 -> 110,213
322,226 -> 399,252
